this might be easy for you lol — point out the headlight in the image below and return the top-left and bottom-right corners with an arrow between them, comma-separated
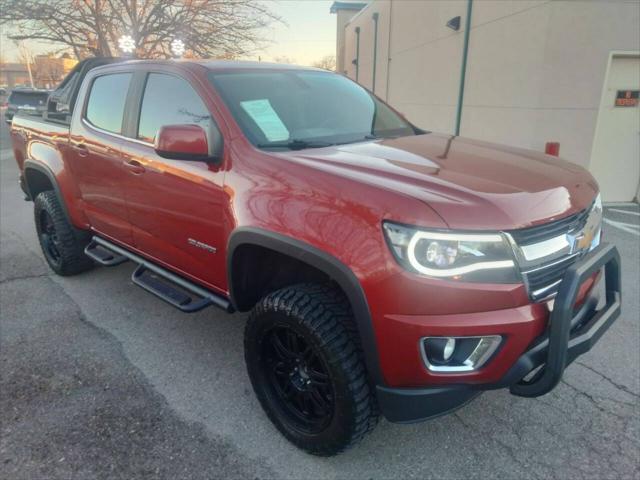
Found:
383,222 -> 519,283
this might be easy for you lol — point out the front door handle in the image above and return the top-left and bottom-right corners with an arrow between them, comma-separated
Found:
123,159 -> 145,175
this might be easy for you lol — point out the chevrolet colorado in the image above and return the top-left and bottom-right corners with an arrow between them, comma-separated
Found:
10,58 -> 621,456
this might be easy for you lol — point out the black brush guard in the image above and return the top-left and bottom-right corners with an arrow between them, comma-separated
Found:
504,242 -> 621,397
376,243 -> 621,423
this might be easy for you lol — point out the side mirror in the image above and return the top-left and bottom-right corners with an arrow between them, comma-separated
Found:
155,124 -> 219,162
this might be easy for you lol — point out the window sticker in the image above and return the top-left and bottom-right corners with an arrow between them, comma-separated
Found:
240,99 -> 289,142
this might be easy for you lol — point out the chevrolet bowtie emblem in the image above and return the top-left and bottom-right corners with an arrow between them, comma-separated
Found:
568,230 -> 594,254
577,230 -> 594,251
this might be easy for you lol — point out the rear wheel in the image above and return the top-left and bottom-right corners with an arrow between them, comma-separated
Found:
244,284 -> 378,456
34,191 -> 94,276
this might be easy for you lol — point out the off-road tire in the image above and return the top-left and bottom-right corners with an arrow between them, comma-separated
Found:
244,283 -> 379,456
34,191 -> 94,276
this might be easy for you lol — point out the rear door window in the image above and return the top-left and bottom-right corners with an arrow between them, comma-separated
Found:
85,73 -> 132,134
137,73 -> 212,143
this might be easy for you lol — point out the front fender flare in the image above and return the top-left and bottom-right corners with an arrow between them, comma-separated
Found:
227,226 -> 384,386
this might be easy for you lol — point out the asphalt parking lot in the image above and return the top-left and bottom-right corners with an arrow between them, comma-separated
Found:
1,112 -> 638,479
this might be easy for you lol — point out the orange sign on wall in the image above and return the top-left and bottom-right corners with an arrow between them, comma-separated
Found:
615,90 -> 639,107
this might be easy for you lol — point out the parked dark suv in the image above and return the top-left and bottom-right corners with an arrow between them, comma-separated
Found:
5,88 -> 50,124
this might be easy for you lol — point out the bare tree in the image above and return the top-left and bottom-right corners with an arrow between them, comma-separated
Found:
0,0 -> 282,59
16,41 -> 35,87
32,54 -> 68,88
312,55 -> 336,71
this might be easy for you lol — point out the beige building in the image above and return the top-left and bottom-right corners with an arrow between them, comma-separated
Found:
332,0 -> 640,202
0,54 -> 77,90
33,54 -> 78,89
0,63 -> 31,89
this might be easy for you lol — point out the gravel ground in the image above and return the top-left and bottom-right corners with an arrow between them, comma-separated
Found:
1,112 -> 639,479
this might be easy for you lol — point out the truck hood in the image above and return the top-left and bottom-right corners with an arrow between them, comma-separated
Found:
281,133 -> 599,230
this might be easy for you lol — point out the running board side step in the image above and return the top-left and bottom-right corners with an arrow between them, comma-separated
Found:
85,240 -> 129,266
86,236 -> 234,313
131,265 -> 217,313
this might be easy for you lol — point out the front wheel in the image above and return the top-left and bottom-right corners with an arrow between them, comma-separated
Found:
244,284 -> 378,456
34,191 -> 94,276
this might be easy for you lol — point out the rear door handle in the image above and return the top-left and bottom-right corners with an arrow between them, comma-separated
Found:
72,142 -> 89,157
123,159 -> 145,174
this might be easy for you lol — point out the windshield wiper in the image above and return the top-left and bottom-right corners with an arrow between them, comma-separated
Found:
334,134 -> 381,146
257,139 -> 335,150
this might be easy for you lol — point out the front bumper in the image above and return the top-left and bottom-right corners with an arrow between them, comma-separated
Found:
378,242 -> 621,423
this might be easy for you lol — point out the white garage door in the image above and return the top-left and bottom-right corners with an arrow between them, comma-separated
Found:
590,54 -> 640,202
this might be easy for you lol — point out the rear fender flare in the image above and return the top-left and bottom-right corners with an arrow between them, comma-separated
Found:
23,160 -> 83,227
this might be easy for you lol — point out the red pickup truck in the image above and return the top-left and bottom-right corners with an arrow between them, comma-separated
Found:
10,58 -> 621,456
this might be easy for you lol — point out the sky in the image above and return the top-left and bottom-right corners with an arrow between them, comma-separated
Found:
248,0 -> 338,65
0,0 -> 338,66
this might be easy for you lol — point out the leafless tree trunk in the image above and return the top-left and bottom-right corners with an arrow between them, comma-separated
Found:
16,41 -> 35,87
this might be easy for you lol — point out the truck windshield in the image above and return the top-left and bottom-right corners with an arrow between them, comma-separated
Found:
208,69 -> 417,150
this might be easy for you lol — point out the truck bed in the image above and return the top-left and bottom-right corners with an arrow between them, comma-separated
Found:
10,113 -> 70,173
12,111 -> 70,132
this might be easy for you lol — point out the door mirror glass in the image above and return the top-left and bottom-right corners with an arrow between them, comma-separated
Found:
155,124 -> 212,161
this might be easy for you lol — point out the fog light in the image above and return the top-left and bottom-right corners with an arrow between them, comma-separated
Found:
423,337 -> 456,364
443,337 -> 456,361
422,335 -> 502,373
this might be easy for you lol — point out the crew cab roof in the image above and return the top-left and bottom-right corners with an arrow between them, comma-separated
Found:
92,58 -> 323,73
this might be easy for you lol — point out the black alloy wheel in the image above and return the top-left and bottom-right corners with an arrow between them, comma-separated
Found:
33,191 -> 94,276
39,208 -> 62,267
245,284 -> 378,456
262,325 -> 335,433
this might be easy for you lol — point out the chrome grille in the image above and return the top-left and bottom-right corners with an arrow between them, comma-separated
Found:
521,254 -> 580,300
508,198 -> 601,302
508,208 -> 591,245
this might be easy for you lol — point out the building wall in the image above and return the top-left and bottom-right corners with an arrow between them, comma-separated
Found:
1,56 -> 77,89
339,0 -> 640,169
337,8 -> 367,74
343,0 -> 392,97
0,64 -> 31,89
386,0 -> 465,134
33,55 -> 78,89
